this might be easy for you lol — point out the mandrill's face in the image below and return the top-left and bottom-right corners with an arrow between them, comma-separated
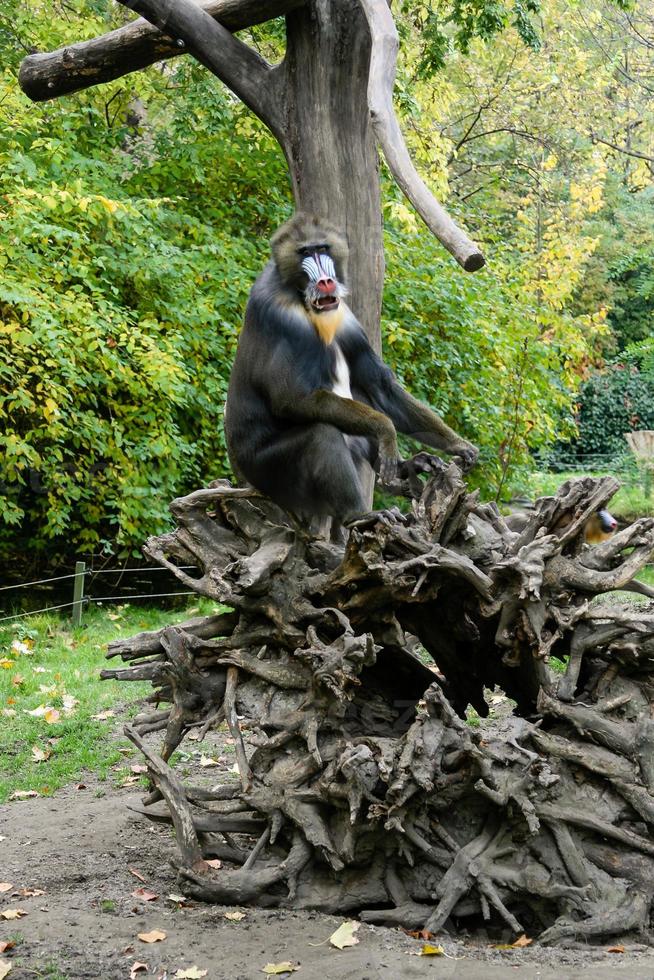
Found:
299,246 -> 343,315
270,213 -> 350,342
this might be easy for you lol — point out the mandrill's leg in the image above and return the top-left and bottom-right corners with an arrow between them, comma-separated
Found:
246,424 -> 366,528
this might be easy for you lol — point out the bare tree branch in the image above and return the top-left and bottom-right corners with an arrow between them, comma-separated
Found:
19,0 -> 300,115
110,0 -> 285,137
359,0 -> 485,272
590,131 -> 654,167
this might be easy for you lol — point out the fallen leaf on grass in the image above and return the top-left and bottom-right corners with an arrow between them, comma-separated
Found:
120,776 -> 141,787
0,958 -> 11,979
11,639 -> 33,655
132,888 -> 158,902
9,790 -> 39,800
62,694 -> 79,715
91,710 -> 115,721
608,945 -> 625,954
0,886 -> 12,895
130,765 -> 148,775
224,910 -> 246,921
205,859 -> 221,870
20,888 -> 45,897
0,909 -> 27,920
138,930 -> 166,944
0,942 -> 14,953
75,783 -> 87,790
328,921 -> 360,949
198,755 -> 220,768
130,962 -> 149,979
31,746 -> 52,763
26,705 -> 61,724
262,964 -> 299,976
129,868 -> 147,883
174,968 -> 208,979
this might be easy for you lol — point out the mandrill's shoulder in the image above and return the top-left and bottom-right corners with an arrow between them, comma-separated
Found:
246,262 -> 313,341
337,310 -> 377,360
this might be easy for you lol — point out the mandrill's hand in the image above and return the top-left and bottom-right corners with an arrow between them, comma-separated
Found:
377,427 -> 400,485
451,442 -> 479,473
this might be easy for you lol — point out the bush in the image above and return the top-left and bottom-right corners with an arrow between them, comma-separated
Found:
576,362 -> 654,458
0,53 -> 290,561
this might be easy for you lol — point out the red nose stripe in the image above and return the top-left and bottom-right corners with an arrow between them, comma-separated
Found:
317,278 -> 336,295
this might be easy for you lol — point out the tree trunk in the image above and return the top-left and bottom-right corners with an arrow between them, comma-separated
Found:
281,0 -> 384,351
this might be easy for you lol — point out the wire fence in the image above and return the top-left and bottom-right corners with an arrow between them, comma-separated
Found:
533,452 -> 653,484
0,562 -> 201,625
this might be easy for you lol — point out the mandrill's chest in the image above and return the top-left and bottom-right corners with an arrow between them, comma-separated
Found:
305,309 -> 353,400
330,342 -> 352,399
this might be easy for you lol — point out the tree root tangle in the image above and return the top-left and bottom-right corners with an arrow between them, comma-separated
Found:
104,457 -> 654,944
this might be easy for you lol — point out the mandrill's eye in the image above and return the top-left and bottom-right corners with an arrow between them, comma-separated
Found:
297,244 -> 330,258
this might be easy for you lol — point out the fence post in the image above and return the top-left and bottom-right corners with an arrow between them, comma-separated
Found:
71,561 -> 86,627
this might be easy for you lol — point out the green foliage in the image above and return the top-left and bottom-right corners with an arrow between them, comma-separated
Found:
0,16 -> 290,560
573,183 -> 654,350
575,361 -> 654,458
403,0 -> 541,75
382,227 -> 582,497
1,0 -> 650,560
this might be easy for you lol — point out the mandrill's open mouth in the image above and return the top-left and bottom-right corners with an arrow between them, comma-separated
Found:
312,295 -> 340,313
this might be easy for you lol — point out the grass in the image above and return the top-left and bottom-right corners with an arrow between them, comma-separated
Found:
0,598 -> 222,803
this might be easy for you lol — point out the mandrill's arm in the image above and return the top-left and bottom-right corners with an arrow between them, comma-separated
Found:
342,323 -> 478,471
271,387 -> 399,482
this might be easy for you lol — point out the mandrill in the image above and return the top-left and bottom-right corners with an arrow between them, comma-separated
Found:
225,212 -> 478,528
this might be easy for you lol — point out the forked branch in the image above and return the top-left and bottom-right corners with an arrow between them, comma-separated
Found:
19,0 -> 300,102
20,0 -> 293,138
359,0 -> 485,271
113,0 -> 283,135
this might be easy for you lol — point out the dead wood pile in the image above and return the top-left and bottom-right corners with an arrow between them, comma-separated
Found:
104,458 -> 654,943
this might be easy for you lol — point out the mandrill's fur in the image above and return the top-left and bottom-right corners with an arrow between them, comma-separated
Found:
225,212 -> 478,527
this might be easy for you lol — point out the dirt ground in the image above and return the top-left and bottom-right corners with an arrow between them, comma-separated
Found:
3,725 -> 654,980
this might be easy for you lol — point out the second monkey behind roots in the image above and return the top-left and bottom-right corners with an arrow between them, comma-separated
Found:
225,213 -> 478,528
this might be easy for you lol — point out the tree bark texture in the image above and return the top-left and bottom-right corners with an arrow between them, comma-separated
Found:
279,1 -> 384,347
105,460 -> 654,944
